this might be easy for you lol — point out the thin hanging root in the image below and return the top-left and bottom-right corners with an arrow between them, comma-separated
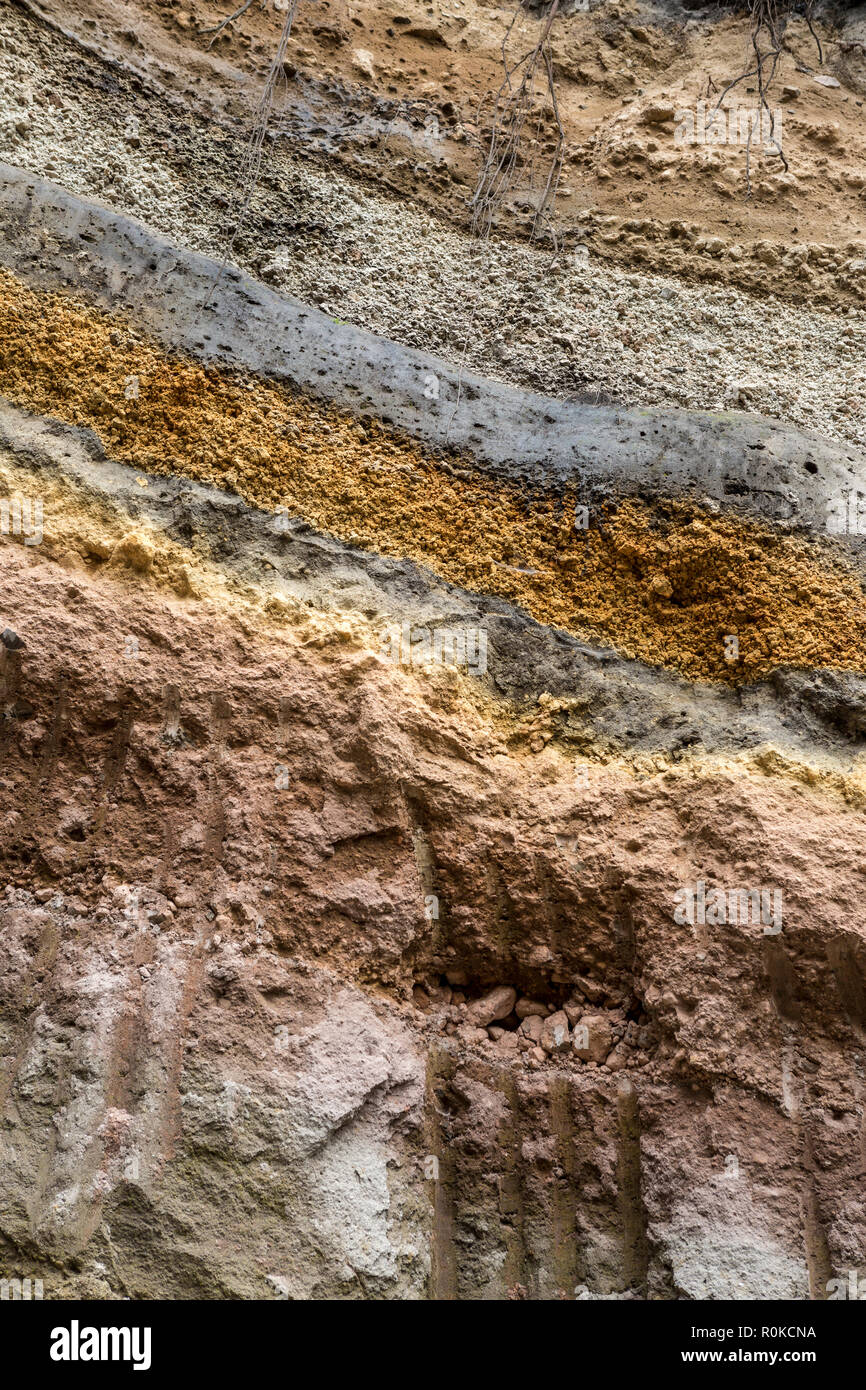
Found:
803,0 -> 823,67
708,0 -> 822,197
199,0 -> 268,47
197,1 -> 302,318
448,1 -> 563,445
229,1 -> 302,229
470,0 -> 565,247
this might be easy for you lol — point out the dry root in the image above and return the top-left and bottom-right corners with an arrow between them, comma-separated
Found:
470,0 -> 565,247
710,0 -> 823,195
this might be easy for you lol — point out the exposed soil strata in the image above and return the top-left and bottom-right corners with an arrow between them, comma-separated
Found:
1,522 -> 866,1298
4,400 -> 866,766
4,161 -> 864,525
2,269 -> 866,681
13,0 -> 866,300
1,0 -> 865,1304
1,4 -> 865,441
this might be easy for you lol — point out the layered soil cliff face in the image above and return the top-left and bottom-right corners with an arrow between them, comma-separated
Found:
14,0 -> 866,299
1,0 -> 866,1300
3,444 -> 866,1301
3,2 -> 866,437
2,269 -> 866,682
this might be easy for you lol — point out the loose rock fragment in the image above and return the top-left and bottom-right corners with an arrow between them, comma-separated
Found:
540,1010 -> 571,1054
467,985 -> 517,1026
572,1015 -> 613,1063
515,997 -> 549,1019
518,1014 -> 544,1043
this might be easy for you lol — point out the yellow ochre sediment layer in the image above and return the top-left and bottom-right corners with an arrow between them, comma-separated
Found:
1,269 -> 864,682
